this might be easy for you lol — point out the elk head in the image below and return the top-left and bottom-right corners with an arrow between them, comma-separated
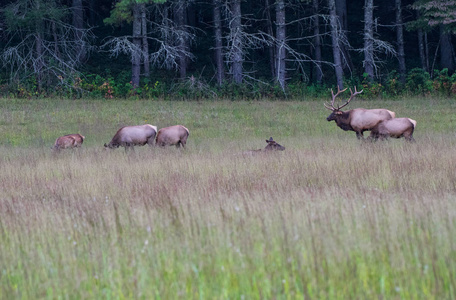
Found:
325,86 -> 363,121
264,137 -> 285,151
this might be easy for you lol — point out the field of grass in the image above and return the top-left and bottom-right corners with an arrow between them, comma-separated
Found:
0,96 -> 455,299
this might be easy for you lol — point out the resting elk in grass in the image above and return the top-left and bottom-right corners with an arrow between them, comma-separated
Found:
244,137 -> 285,155
104,124 -> 157,151
370,118 -> 417,142
52,134 -> 85,151
155,125 -> 190,148
325,86 -> 396,139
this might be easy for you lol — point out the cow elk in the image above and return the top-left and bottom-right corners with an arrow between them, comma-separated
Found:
155,125 -> 190,148
369,118 -> 416,142
52,134 -> 85,151
104,124 -> 157,151
325,86 -> 395,139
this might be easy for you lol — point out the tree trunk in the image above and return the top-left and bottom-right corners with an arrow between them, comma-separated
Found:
417,28 -> 427,71
231,0 -> 243,84
35,33 -> 43,93
72,0 -> 86,63
141,4 -> 150,78
175,0 -> 187,79
35,0 -> 43,93
313,0 -> 323,83
132,3 -> 142,88
395,0 -> 405,84
275,0 -> 286,91
265,0 -> 276,79
329,0 -> 344,89
335,0 -> 353,72
363,0 -> 374,82
335,0 -> 347,31
213,0 -> 224,86
440,25 -> 455,74
425,32 -> 430,72
51,21 -> 61,60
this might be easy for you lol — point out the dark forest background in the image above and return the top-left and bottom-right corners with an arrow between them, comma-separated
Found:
0,0 -> 455,99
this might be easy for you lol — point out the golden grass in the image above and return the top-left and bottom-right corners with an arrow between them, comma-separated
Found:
0,98 -> 455,298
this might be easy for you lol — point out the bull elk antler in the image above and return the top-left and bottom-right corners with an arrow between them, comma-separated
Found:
324,86 -> 363,111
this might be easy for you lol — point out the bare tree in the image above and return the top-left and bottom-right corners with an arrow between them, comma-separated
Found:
131,3 -> 142,88
264,0 -> 276,78
2,0 -> 93,93
312,0 -> 323,83
329,0 -> 344,88
363,0 -> 375,82
275,0 -> 286,90
103,2 -> 196,85
395,0 -> 405,84
72,0 -> 86,63
213,0 -> 225,85
230,0 -> 243,83
142,4 -> 150,77
335,0 -> 353,72
174,0 -> 188,79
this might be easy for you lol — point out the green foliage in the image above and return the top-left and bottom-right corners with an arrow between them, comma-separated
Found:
104,0 -> 167,25
432,68 -> 454,95
410,0 -> 456,32
406,68 -> 433,95
361,73 -> 383,98
3,0 -> 68,32
385,70 -> 403,96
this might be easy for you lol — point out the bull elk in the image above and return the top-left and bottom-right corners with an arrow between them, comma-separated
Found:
155,125 -> 190,148
104,124 -> 157,151
325,86 -> 396,139
52,134 -> 85,151
369,118 -> 416,142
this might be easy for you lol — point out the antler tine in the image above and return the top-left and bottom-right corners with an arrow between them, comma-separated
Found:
338,86 -> 363,110
325,86 -> 348,111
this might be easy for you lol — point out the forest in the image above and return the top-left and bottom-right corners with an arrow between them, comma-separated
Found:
0,0 -> 455,99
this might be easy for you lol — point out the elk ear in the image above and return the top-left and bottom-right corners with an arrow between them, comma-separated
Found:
335,111 -> 343,115
104,143 -> 108,147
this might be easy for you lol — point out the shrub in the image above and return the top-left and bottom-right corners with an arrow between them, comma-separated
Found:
405,68 -> 432,95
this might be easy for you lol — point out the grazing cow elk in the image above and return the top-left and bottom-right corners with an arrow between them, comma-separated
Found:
155,125 -> 190,148
53,134 -> 85,151
244,137 -> 285,155
104,124 -> 157,151
370,118 -> 416,142
325,87 -> 396,139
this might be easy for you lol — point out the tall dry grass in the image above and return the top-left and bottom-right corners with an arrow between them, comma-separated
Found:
0,97 -> 455,298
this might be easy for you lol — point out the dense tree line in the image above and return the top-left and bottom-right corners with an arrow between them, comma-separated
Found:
0,0 -> 455,98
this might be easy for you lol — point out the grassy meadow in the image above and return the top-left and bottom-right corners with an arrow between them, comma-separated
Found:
0,96 -> 456,299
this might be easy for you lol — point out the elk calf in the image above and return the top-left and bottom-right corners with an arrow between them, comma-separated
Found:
155,125 -> 190,148
53,134 -> 85,151
370,118 -> 416,142
325,86 -> 395,139
244,137 -> 285,155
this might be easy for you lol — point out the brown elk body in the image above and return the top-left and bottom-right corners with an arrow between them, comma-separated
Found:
53,134 -> 85,151
325,87 -> 395,139
244,137 -> 285,155
104,124 -> 157,150
370,118 -> 416,142
155,125 -> 190,148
